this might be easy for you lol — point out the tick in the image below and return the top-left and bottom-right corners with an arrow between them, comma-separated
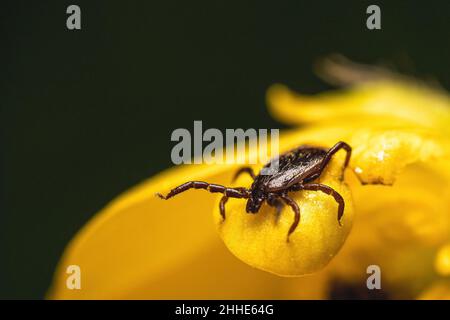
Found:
157,141 -> 352,241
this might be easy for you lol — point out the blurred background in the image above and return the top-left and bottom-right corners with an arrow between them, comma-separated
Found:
2,0 -> 449,298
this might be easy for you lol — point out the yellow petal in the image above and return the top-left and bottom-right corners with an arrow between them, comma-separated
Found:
348,128 -> 449,185
48,162 -> 273,299
329,155 -> 450,297
267,82 -> 450,131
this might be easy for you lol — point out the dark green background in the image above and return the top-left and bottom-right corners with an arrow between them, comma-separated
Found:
2,0 -> 449,299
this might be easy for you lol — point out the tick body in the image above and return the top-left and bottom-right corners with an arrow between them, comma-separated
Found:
157,141 -> 352,241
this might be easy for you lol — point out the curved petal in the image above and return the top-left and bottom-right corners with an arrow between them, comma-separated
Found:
48,162 -> 255,299
328,161 -> 450,298
348,128 -> 449,185
267,82 -> 450,132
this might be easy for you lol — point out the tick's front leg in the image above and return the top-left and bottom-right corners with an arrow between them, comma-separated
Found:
156,181 -> 250,200
267,193 -> 284,216
280,194 -> 301,242
323,141 -> 352,180
302,183 -> 345,224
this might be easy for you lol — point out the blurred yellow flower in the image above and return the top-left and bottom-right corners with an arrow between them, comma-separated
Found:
48,60 -> 450,299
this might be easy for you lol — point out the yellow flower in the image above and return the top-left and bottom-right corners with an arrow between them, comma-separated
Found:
48,62 -> 450,299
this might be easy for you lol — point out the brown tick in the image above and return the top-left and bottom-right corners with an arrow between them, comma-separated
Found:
157,141 -> 352,241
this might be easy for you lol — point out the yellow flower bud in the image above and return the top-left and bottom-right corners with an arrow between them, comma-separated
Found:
214,146 -> 354,276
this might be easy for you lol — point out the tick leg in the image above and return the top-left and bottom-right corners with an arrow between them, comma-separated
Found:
219,196 -> 229,221
232,167 -> 256,183
321,141 -> 352,180
302,183 -> 345,224
273,199 -> 284,216
280,195 -> 301,242
156,181 -> 250,199
267,194 -> 284,216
